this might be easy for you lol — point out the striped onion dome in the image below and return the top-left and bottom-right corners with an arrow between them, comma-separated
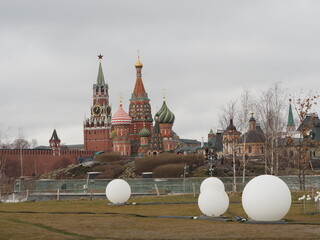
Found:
111,103 -> 132,125
139,127 -> 151,137
155,100 -> 175,124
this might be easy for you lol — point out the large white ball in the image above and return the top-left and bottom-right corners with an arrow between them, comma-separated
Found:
200,177 -> 225,192
106,179 -> 131,204
198,188 -> 229,217
242,175 -> 291,221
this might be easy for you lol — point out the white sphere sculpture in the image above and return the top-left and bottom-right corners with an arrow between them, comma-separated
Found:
106,179 -> 131,204
198,188 -> 229,217
200,177 -> 225,192
242,175 -> 291,221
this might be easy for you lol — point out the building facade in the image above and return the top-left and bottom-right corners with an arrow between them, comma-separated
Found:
108,57 -> 177,157
237,113 -> 266,158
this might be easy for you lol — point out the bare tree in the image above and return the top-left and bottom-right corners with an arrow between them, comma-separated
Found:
238,88 -> 255,183
29,139 -> 38,149
0,127 -> 11,149
0,128 -> 17,197
287,94 -> 319,190
256,83 -> 286,175
218,99 -> 238,130
11,138 -> 30,149
219,99 -> 240,194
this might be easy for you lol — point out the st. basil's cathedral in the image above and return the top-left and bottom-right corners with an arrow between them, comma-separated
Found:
83,55 -> 175,157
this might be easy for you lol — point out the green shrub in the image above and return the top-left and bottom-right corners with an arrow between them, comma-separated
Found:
65,165 -> 91,179
92,163 -> 125,179
153,163 -> 185,178
135,153 -> 204,174
94,152 -> 122,163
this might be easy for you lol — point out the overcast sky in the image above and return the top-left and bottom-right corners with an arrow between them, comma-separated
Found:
1,0 -> 320,146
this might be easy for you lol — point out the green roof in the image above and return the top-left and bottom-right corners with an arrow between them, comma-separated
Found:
155,101 -> 175,124
96,62 -> 105,85
287,102 -> 295,127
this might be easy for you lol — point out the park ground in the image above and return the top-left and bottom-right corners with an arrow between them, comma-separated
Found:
0,193 -> 320,240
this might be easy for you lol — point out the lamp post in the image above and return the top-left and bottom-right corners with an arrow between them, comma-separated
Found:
181,164 -> 188,192
209,155 -> 214,177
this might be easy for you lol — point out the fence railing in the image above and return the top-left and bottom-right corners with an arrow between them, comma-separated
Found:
13,175 -> 320,196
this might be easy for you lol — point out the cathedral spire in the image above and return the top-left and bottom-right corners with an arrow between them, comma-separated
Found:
132,55 -> 147,99
287,99 -> 295,132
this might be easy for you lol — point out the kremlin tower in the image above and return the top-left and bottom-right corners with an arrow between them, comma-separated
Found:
49,129 -> 61,156
83,55 -> 113,152
111,98 -> 132,156
128,56 -> 153,155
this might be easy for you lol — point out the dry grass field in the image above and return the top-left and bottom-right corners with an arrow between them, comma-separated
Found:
0,193 -> 320,240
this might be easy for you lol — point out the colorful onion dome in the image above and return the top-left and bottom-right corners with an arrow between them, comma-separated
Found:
111,103 -> 132,125
155,100 -> 175,124
139,127 -> 151,137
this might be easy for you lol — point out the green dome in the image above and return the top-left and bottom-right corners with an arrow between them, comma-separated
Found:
155,101 -> 175,124
139,127 -> 151,137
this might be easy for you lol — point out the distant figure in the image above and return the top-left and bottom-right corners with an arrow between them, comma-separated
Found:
78,155 -> 84,164
61,183 -> 67,190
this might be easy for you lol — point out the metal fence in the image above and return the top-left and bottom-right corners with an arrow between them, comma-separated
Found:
14,175 -> 320,196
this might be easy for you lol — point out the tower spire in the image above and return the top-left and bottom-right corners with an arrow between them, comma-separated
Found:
132,55 -> 147,99
97,54 -> 105,85
287,99 -> 295,132
119,94 -> 123,107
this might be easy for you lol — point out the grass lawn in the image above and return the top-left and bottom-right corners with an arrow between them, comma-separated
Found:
0,193 -> 320,240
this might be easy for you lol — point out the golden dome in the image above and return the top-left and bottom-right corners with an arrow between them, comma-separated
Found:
135,56 -> 143,68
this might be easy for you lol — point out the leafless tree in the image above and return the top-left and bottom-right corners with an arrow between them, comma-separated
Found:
237,88 -> 256,182
218,99 -> 238,130
219,99 -> 240,194
29,139 -> 38,149
287,94 -> 319,190
0,128 -> 16,197
256,83 -> 286,175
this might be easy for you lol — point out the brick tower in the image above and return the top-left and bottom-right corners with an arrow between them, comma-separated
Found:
222,119 -> 241,156
84,55 -> 112,152
128,56 -> 153,155
49,129 -> 61,156
150,116 -> 164,155
111,99 -> 132,156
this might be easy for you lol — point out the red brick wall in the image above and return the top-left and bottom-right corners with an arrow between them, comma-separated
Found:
83,128 -> 112,152
0,149 -> 95,177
